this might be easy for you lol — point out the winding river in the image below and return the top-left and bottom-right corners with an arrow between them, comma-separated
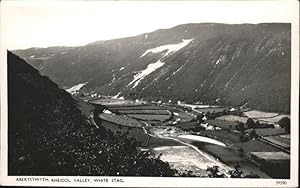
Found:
142,124 -> 231,176
91,98 -> 231,176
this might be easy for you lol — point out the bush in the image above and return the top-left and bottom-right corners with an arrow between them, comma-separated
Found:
235,122 -> 245,132
278,117 -> 290,133
206,166 -> 226,178
228,164 -> 260,178
246,118 -> 256,129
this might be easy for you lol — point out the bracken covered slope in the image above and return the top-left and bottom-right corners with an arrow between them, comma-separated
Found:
14,23 -> 291,113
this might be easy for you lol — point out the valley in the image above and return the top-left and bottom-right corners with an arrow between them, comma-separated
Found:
88,97 -> 290,178
9,22 -> 291,179
14,23 -> 291,113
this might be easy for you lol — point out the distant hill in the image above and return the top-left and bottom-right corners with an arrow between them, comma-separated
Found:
8,51 -> 175,176
14,23 -> 291,113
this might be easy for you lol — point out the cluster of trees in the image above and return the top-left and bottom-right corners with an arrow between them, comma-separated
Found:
235,118 -> 275,132
206,164 -> 259,178
235,121 -> 258,142
235,117 -> 291,142
245,118 -> 275,129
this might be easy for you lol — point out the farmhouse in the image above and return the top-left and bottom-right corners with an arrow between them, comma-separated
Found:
205,119 -> 239,130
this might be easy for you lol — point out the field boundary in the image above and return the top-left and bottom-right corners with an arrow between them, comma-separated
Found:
258,137 -> 290,154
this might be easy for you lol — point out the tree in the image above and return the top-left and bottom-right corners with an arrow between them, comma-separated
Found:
239,134 -> 249,142
246,118 -> 256,129
206,165 -> 225,178
179,170 -> 196,177
222,109 -> 226,115
278,117 -> 290,133
229,164 -> 243,178
229,163 -> 260,178
235,122 -> 245,132
238,148 -> 244,157
255,120 -> 261,128
196,114 -> 204,124
249,129 -> 258,139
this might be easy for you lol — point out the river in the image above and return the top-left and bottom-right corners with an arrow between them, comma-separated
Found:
92,99 -> 232,176
142,124 -> 231,176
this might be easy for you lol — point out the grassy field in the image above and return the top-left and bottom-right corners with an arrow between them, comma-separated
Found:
127,114 -> 171,122
107,105 -> 165,110
243,110 -> 278,119
216,115 -> 248,124
279,134 -> 290,139
194,143 -> 270,178
89,98 -> 136,105
172,111 -> 195,123
180,104 -> 220,109
199,130 -> 241,144
174,121 -> 198,130
99,113 -> 142,127
257,114 -> 290,123
245,128 -> 286,136
117,109 -> 171,115
233,140 -> 281,152
205,119 -> 239,130
194,107 -> 227,114
250,151 -> 290,160
147,120 -> 164,126
262,135 -> 290,148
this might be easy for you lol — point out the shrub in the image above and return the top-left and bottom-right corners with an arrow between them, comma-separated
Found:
278,117 -> 290,133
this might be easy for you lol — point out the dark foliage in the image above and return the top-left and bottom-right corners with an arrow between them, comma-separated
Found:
196,114 -> 204,124
249,129 -> 258,139
260,160 -> 290,179
246,118 -> 274,129
228,164 -> 260,178
207,164 -> 260,178
239,134 -> 250,142
246,118 -> 256,129
235,122 -> 245,132
278,117 -> 290,133
206,166 -> 226,178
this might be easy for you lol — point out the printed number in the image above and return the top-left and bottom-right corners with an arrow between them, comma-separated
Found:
276,181 -> 287,185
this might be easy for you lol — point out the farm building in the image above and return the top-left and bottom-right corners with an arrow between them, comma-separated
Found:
205,119 -> 239,130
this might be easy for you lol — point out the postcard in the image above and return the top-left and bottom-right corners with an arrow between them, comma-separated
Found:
0,0 -> 299,187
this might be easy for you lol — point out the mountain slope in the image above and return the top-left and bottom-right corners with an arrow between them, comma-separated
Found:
8,51 -> 175,176
14,23 -> 291,113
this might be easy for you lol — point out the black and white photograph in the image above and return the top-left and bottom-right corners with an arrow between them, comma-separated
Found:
0,0 -> 299,187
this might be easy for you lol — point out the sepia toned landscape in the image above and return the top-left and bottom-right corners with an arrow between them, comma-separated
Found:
8,23 -> 291,179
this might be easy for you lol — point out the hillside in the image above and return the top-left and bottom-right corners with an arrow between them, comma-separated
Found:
14,23 -> 291,113
8,51 -> 175,176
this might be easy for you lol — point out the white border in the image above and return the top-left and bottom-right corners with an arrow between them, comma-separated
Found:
0,1 -> 299,187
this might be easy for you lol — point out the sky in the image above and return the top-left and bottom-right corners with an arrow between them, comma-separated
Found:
0,1 -> 298,50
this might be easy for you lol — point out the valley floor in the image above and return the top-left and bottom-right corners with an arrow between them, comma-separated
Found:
87,97 -> 290,178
